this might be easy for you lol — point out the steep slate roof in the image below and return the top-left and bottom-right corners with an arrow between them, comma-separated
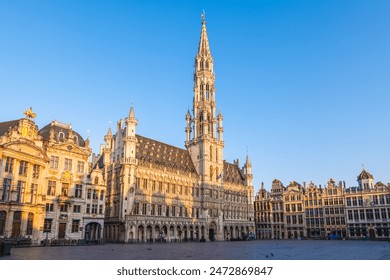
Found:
223,161 -> 246,185
0,120 -> 19,136
39,122 -> 86,147
93,154 -> 104,170
136,135 -> 197,175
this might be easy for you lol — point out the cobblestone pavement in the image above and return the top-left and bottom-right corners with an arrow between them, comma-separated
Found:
2,239 -> 390,260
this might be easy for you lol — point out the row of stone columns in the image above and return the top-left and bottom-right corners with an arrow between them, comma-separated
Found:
223,225 -> 252,240
131,224 -> 207,243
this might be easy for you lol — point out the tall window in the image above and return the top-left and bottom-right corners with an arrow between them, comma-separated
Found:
99,191 -> 104,201
75,184 -> 83,198
366,209 -> 374,220
0,211 -> 6,235
99,205 -> 103,214
47,180 -> 56,196
92,204 -> 98,214
77,161 -> 84,173
46,203 -> 54,212
26,213 -> 34,235
60,204 -> 68,212
19,160 -> 28,175
64,158 -> 72,171
32,164 -> 40,179
86,204 -> 91,214
92,189 -> 98,200
87,189 -> 91,199
11,211 -> 21,238
16,181 -> 25,203
61,183 -> 69,196
172,206 -> 176,217
5,157 -> 14,172
142,203 -> 147,215
72,220 -> 80,233
50,156 -> 59,169
73,205 -> 81,213
133,203 -> 139,215
43,219 -> 52,233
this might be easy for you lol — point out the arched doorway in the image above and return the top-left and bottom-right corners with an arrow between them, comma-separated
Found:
0,211 -> 7,236
177,226 -> 182,241
190,226 -> 194,241
224,226 -> 229,241
146,225 -> 153,242
137,225 -> 145,242
182,226 -> 188,241
195,226 -> 199,240
209,222 -> 217,241
85,223 -> 102,240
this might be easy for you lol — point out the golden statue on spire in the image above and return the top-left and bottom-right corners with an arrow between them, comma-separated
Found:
23,107 -> 37,119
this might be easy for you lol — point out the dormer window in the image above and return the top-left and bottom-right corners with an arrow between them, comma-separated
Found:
73,135 -> 78,143
59,132 -> 65,141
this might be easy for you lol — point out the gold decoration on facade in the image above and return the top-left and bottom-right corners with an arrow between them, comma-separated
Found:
23,107 -> 37,119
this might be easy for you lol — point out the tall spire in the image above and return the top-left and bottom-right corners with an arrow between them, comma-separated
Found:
187,13 -> 224,183
197,11 -> 212,59
128,106 -> 135,119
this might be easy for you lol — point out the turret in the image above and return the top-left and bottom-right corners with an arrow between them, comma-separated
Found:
245,154 -> 253,187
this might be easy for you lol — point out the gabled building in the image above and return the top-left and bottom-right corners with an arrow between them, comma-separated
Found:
0,110 -> 105,245
345,169 -> 390,239
255,169 -> 390,240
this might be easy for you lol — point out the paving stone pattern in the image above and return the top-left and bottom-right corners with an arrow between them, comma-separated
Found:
2,240 -> 390,260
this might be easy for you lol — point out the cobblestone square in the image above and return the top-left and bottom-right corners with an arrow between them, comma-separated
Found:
3,240 -> 390,260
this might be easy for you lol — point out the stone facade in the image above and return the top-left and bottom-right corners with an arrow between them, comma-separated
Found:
255,169 -> 390,240
0,113 -> 105,245
102,15 -> 255,243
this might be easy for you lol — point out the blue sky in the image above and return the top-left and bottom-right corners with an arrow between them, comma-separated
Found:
1,1 -> 389,192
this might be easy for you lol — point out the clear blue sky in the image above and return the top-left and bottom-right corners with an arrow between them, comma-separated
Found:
1,1 -> 389,192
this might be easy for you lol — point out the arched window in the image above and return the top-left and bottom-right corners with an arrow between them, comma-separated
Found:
206,61 -> 209,69
0,211 -> 6,235
26,213 -> 34,235
94,177 -> 99,185
11,211 -> 21,238
210,146 -> 213,161
59,132 -> 65,141
216,148 -> 218,162
210,165 -> 214,180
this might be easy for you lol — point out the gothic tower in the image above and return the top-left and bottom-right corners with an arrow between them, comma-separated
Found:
186,13 -> 224,183
186,13 -> 225,240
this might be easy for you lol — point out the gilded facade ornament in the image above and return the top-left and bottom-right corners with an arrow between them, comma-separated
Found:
23,107 -> 37,119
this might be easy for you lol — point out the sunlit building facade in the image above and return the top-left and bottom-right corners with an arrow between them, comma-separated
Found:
0,111 -> 105,245
255,169 -> 390,240
101,15 -> 255,243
